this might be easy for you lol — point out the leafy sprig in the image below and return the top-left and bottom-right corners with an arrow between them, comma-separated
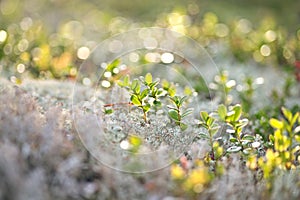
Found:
168,95 -> 193,130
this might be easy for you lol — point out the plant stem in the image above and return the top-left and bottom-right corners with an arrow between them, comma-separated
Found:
177,105 -> 181,125
103,102 -> 133,107
143,111 -> 147,123
209,130 -> 215,160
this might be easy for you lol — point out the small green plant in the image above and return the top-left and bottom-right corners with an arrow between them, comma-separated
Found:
168,96 -> 193,130
161,79 -> 176,97
141,73 -> 167,110
198,111 -> 221,160
217,104 -> 255,155
198,111 -> 224,175
118,74 -> 151,123
245,107 -> 300,190
118,73 -> 193,126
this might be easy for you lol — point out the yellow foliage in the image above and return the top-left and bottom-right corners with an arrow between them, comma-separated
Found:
170,165 -> 185,180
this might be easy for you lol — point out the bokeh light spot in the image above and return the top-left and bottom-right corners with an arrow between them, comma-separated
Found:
120,140 -> 130,150
77,46 -> 90,60
0,30 -> 8,43
260,44 -> 271,57
215,23 -> 229,37
161,52 -> 174,64
16,63 -> 25,73
104,71 -> 112,78
255,77 -> 264,85
168,12 -> 183,25
264,30 -> 277,42
101,80 -> 111,88
17,39 -> 29,52
237,19 -> 252,34
112,68 -> 119,74
20,17 -> 33,31
145,52 -> 160,63
82,77 -> 91,86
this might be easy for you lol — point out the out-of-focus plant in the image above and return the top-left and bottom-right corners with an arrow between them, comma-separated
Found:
100,59 -> 129,89
237,77 -> 255,113
247,107 -> 300,189
170,159 -> 214,196
209,70 -> 236,106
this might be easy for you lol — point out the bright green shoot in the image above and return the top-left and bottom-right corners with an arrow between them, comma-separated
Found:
168,95 -> 193,130
118,74 -> 151,123
198,111 -> 221,160
218,104 -> 252,154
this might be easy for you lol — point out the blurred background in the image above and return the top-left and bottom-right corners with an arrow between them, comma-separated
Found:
0,0 -> 300,82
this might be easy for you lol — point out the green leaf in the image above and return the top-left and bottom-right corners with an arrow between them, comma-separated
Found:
170,96 -> 180,105
200,111 -> 209,122
200,123 -> 209,129
209,126 -> 219,136
182,108 -> 193,118
269,134 -> 275,143
281,107 -> 292,122
237,119 -> 249,128
140,89 -> 149,99
145,73 -> 152,84
242,148 -> 253,155
168,110 -> 179,121
106,59 -> 120,71
291,112 -> 299,126
162,79 -> 170,89
269,118 -> 284,129
168,87 -> 176,97
104,108 -> 113,114
226,111 -> 235,121
167,105 -> 177,110
229,137 -> 238,143
179,96 -> 188,106
233,104 -> 242,121
241,140 -> 250,146
149,81 -> 159,89
198,132 -> 210,139
123,75 -> 130,86
131,79 -> 138,91
242,135 -> 255,141
156,88 -> 166,97
117,80 -> 124,87
153,100 -> 162,107
227,146 -> 242,153
180,123 -> 188,131
143,103 -> 151,112
218,104 -> 227,121
206,116 -> 215,127
184,86 -> 193,96
131,95 -> 141,106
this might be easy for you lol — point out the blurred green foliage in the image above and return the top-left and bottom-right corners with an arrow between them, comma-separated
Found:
0,0 -> 300,82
